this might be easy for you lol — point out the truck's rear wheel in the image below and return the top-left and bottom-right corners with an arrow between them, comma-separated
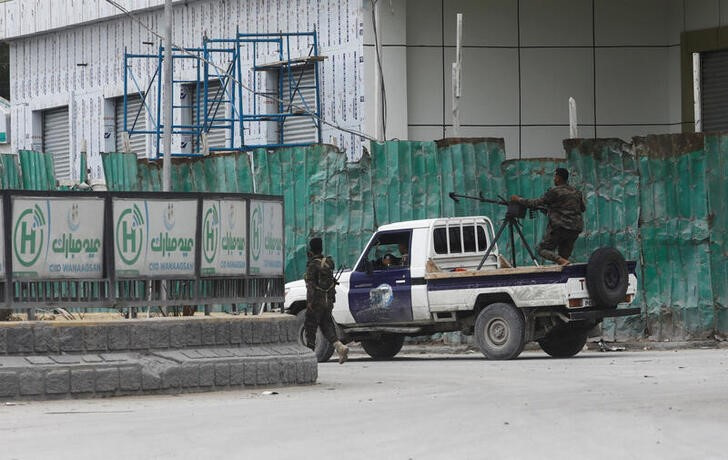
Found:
361,334 -> 405,360
538,326 -> 588,358
296,310 -> 335,363
474,302 -> 525,360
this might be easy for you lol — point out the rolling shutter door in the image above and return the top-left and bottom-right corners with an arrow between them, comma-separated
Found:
282,65 -> 318,144
115,95 -> 147,157
42,106 -> 70,180
701,49 -> 728,132
192,80 -> 227,150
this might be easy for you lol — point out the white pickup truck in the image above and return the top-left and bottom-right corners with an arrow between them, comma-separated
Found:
285,216 -> 639,361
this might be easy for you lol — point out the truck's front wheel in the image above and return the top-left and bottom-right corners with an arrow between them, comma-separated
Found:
296,310 -> 335,363
474,302 -> 525,360
361,334 -> 405,360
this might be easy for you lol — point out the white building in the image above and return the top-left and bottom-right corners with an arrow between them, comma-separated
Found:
1,1 -> 726,180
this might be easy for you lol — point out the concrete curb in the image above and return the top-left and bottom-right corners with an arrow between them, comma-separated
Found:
0,316 -> 317,400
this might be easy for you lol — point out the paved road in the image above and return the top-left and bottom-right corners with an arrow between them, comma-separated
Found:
2,347 -> 728,460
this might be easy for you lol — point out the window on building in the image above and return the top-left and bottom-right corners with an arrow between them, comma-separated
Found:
273,64 -> 319,145
700,49 -> 728,132
115,94 -> 147,157
42,106 -> 70,180
190,79 -> 228,151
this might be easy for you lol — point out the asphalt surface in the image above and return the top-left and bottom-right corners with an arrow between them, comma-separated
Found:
2,346 -> 728,460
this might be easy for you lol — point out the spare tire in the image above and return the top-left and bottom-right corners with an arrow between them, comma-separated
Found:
586,247 -> 628,308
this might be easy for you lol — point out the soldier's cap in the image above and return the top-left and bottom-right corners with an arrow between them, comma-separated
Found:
309,237 -> 323,254
555,167 -> 569,182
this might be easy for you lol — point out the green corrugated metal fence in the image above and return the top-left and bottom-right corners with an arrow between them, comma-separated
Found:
100,134 -> 728,340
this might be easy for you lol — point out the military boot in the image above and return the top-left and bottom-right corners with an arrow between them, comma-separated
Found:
334,341 -> 349,364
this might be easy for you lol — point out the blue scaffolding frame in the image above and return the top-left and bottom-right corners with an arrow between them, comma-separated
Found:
122,31 -> 323,158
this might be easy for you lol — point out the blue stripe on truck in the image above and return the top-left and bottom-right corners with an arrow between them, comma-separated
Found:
426,261 -> 636,291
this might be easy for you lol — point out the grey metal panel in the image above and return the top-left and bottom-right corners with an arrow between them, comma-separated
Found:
116,95 -> 147,157
282,65 -> 318,144
701,49 -> 728,132
42,106 -> 70,180
193,80 -> 227,150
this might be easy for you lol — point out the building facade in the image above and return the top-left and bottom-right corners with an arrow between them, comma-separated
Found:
0,0 -> 727,181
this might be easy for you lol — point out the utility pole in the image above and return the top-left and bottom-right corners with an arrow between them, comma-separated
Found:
162,0 -> 173,191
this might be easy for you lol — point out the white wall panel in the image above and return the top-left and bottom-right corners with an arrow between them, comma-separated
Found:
595,0 -> 682,46
443,0 -> 518,47
684,0 -> 720,31
406,0 -> 442,46
520,0 -> 593,47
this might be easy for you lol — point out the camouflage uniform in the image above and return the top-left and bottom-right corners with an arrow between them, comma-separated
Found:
304,254 -> 339,349
516,184 -> 585,263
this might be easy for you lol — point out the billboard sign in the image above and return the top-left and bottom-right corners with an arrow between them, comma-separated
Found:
11,197 -> 104,279
113,198 -> 197,277
248,200 -> 283,276
200,199 -> 247,276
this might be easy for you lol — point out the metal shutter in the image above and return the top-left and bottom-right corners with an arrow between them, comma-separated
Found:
115,95 -> 147,157
701,49 -> 728,132
42,106 -> 70,180
192,80 -> 227,150
282,65 -> 318,144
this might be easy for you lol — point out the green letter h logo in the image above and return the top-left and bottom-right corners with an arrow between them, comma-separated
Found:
122,220 -> 136,253
20,221 -> 36,254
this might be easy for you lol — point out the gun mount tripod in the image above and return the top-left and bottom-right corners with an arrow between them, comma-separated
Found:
449,192 -> 540,269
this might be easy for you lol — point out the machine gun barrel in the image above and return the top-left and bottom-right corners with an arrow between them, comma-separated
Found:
448,192 -> 507,206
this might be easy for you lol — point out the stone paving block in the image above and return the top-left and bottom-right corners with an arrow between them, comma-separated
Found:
251,321 -> 263,344
163,367 -> 182,389
201,322 -> 216,346
149,323 -> 170,349
199,363 -> 215,387
268,360 -> 281,385
230,362 -> 244,385
185,322 -> 202,347
129,325 -> 151,350
255,361 -> 269,385
241,321 -> 253,345
26,356 -> 54,365
108,325 -> 131,351
169,323 -> 186,348
181,363 -> 200,388
243,362 -> 257,385
82,355 -> 104,363
214,321 -> 230,345
181,349 -> 203,359
95,368 -> 119,393
0,327 -> 7,354
51,355 -> 82,364
100,353 -> 128,362
7,326 -> 34,354
83,326 -> 108,352
229,321 -> 242,344
33,326 -> 59,353
71,369 -> 96,394
119,365 -> 141,391
58,326 -> 84,352
214,348 -> 233,358
46,369 -> 70,394
0,371 -> 19,397
214,363 -> 230,387
19,369 -> 44,396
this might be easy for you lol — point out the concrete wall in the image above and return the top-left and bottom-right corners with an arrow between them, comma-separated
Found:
364,0 -> 728,159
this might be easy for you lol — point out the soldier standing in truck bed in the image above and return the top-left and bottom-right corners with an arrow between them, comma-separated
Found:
304,237 -> 349,364
510,167 -> 585,266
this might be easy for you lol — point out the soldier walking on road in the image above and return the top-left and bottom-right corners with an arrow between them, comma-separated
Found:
305,237 -> 349,364
510,168 -> 585,266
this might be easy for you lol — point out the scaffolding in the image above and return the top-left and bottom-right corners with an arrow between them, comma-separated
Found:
122,31 -> 324,157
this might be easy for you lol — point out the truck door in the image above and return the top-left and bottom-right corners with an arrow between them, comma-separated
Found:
348,230 -> 413,323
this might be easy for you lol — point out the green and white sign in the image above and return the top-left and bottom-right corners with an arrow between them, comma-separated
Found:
113,198 -> 197,277
248,200 -> 283,276
12,197 -> 104,279
200,199 -> 247,276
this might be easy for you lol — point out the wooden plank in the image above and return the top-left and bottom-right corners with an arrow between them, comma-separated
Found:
424,265 -> 564,280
